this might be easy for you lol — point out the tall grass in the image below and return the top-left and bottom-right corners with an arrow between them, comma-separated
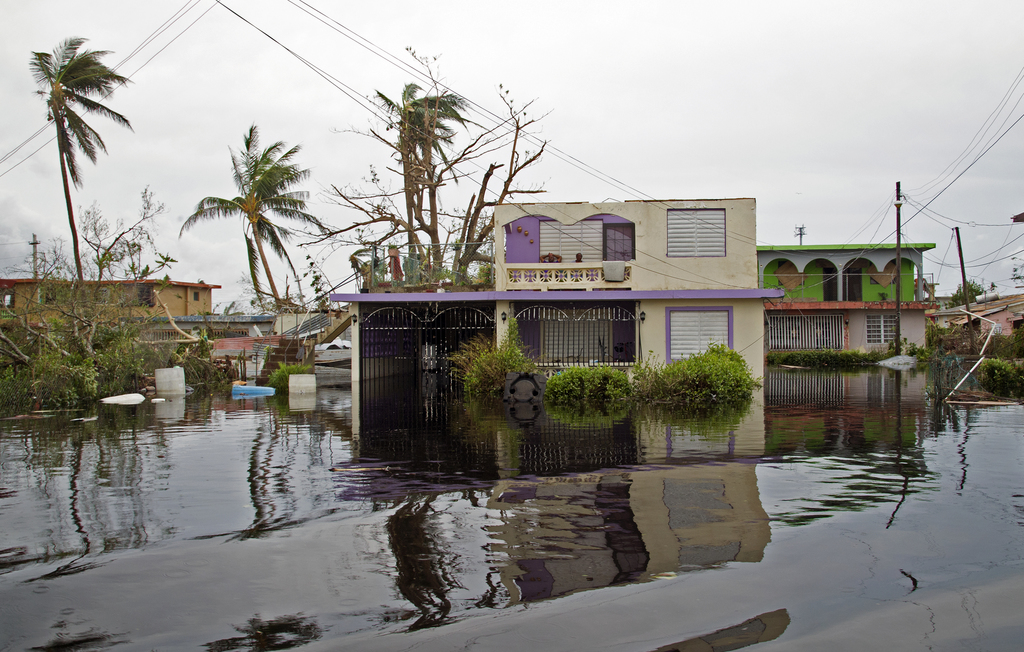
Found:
631,343 -> 759,407
449,319 -> 536,397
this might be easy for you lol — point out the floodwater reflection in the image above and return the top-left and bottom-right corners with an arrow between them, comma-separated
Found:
2,366 -> 1022,649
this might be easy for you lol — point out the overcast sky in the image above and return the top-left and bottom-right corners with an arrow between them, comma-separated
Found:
3,0 -> 1024,307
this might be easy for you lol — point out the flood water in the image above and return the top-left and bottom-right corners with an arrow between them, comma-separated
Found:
2,368 -> 1023,651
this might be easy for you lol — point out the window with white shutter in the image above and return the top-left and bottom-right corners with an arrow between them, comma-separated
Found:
669,309 -> 730,359
667,209 -> 726,257
539,221 -> 602,261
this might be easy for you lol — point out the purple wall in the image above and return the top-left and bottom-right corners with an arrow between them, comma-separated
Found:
504,214 -> 634,263
505,216 -> 540,263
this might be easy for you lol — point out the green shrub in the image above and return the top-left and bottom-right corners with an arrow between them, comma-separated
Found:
450,319 -> 537,397
545,366 -> 631,409
632,344 -> 759,407
31,350 -> 99,408
267,363 -> 312,392
93,325 -> 144,397
978,358 -> 1024,398
767,349 -> 887,368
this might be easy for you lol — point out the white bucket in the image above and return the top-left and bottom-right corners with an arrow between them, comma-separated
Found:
289,374 -> 317,394
155,367 -> 186,395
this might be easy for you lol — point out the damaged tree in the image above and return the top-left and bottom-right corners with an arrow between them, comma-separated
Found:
321,75 -> 546,285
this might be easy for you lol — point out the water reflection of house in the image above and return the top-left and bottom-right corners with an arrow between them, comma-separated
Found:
487,398 -> 770,604
758,244 -> 936,351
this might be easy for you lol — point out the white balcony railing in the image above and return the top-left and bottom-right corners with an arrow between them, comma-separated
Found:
505,263 -> 632,289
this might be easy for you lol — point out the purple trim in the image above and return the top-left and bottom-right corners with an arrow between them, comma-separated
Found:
534,214 -> 630,223
665,306 -> 734,360
330,288 -> 783,303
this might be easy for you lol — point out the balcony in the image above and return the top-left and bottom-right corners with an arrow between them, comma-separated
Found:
504,262 -> 632,291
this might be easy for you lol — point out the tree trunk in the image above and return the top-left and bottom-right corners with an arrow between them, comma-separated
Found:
56,133 -> 84,281
253,232 -> 281,303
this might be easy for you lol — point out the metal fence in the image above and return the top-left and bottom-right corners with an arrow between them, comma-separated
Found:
766,314 -> 844,351
359,303 -> 495,385
356,240 -> 494,291
513,303 -> 638,368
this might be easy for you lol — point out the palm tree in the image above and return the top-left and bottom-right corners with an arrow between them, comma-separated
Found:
375,83 -> 470,160
180,125 -> 322,307
31,37 -> 132,281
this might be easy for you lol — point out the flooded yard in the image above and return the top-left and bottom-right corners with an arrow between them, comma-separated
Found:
2,367 -> 1023,651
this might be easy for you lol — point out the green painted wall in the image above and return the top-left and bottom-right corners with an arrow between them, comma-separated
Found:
764,258 -> 916,301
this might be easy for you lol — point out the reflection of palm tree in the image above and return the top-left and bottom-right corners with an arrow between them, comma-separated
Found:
180,125 -> 321,307
204,614 -> 322,651
31,37 -> 131,281
386,495 -> 454,630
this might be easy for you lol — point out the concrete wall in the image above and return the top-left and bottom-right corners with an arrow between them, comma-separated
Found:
638,297 -> 767,378
496,199 -> 759,292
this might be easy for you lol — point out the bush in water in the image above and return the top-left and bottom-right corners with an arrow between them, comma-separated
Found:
450,318 -> 537,397
631,343 -> 759,407
545,366 -> 631,409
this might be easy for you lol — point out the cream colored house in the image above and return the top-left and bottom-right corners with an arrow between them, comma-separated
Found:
331,199 -> 781,383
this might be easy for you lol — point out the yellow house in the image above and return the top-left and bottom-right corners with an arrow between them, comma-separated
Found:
0,278 -> 220,320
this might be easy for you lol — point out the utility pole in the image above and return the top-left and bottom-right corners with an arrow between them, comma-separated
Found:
954,227 -> 977,353
894,183 -> 902,355
795,225 -> 806,245
31,233 -> 40,279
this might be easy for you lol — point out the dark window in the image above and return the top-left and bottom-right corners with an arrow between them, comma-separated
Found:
134,284 -> 156,307
604,224 -> 635,261
822,266 -> 838,301
193,291 -> 199,301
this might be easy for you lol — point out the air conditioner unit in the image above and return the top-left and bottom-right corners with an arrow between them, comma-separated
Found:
603,261 -> 626,282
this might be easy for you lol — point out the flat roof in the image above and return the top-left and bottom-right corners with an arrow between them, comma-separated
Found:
757,243 -> 935,252
331,289 -> 784,303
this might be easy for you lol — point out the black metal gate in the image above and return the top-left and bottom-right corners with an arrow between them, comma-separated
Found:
359,302 -> 495,386
513,302 -> 638,368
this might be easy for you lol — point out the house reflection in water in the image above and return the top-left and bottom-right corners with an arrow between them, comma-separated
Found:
486,395 -> 771,604
349,379 -> 772,613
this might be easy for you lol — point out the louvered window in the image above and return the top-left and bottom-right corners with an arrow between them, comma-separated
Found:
539,221 -> 602,262
669,309 -> 730,359
666,209 -> 726,257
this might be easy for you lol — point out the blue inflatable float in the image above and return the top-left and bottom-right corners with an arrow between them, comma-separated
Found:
231,385 -> 275,397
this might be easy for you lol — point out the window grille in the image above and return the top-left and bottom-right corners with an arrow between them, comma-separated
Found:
767,315 -> 844,350
866,314 -> 897,344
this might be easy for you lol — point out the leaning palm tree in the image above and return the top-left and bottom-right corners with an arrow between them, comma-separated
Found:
31,37 -> 132,281
180,125 -> 322,307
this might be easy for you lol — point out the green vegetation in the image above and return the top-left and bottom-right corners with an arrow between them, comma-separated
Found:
978,359 -> 1024,398
768,350 -> 888,368
266,363 -> 312,392
545,366 -> 631,409
631,344 -> 759,407
449,319 -> 536,397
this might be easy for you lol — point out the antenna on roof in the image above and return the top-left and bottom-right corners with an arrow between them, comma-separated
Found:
794,225 -> 806,245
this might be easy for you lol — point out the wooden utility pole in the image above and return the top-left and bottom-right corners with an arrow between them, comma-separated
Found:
894,183 -> 902,355
31,233 -> 40,279
954,227 -> 977,353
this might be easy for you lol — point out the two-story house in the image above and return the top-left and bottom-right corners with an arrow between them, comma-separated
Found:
331,199 -> 783,386
757,243 -> 936,351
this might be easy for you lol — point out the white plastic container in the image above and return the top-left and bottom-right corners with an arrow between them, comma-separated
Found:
155,367 -> 186,395
289,374 -> 317,394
